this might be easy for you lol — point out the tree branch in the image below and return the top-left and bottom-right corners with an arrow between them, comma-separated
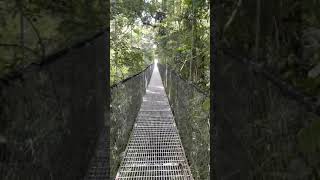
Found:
223,0 -> 242,34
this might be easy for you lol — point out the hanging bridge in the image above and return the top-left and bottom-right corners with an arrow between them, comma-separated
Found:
0,33 -> 209,180
1,31 -> 319,180
114,64 -> 193,179
8,31 -> 320,179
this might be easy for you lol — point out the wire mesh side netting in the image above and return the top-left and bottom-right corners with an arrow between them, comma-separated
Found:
157,64 -> 210,180
110,64 -> 154,179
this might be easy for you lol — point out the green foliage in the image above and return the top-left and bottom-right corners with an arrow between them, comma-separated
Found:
110,0 -> 156,85
0,0 -> 108,78
156,0 -> 210,91
218,0 -> 320,96
202,98 -> 210,112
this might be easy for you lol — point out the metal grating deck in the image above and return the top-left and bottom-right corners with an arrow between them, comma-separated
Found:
115,64 -> 193,180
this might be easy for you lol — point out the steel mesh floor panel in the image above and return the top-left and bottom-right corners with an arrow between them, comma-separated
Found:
116,65 -> 193,180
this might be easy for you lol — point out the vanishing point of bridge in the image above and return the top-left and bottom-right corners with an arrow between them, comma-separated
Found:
115,64 -> 193,179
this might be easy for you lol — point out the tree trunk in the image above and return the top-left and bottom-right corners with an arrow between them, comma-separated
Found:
190,0 -> 195,81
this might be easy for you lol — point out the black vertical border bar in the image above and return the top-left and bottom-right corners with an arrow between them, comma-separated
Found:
210,0 -> 216,179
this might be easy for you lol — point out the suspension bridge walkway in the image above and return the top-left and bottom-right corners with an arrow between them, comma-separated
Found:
115,64 -> 193,179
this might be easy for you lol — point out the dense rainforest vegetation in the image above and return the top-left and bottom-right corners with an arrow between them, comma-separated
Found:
217,0 -> 320,97
216,1 -> 320,179
155,0 -> 210,91
111,0 -> 210,90
1,1 -> 318,95
0,0 -> 210,90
